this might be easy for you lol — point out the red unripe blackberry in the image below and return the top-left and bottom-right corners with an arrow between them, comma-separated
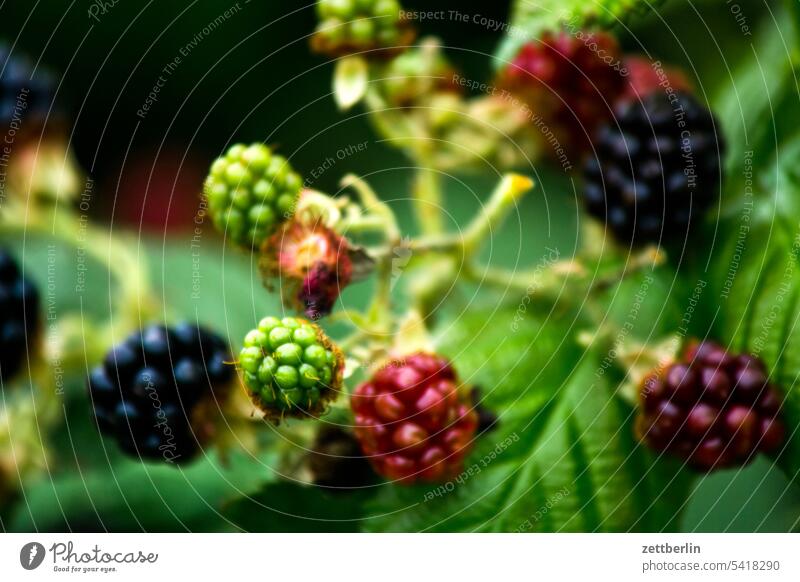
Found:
0,249 -> 40,383
88,322 -> 234,464
583,91 -> 724,245
499,31 -> 626,155
262,219 -> 353,320
351,352 -> 478,483
622,56 -> 692,101
637,340 -> 786,471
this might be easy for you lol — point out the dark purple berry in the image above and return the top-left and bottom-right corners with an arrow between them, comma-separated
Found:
759,417 -> 786,454
666,364 -> 696,405
685,403 -> 718,438
699,367 -> 731,403
583,91 -> 724,245
87,322 -> 233,464
638,340 -> 786,471
734,367 -> 767,402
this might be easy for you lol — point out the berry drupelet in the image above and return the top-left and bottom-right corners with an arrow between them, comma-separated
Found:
582,91 -> 724,245
351,352 -> 478,483
238,316 -> 344,421
637,340 -> 786,471
499,31 -> 626,155
88,323 -> 234,464
0,249 -> 40,383
311,0 -> 414,58
204,143 -> 302,250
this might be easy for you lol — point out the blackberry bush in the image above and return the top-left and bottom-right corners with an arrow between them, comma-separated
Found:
351,352 -> 478,483
0,249 -> 40,383
311,0 -> 414,58
582,91 -> 724,245
238,316 -> 344,421
499,31 -> 626,155
204,143 -> 302,250
637,340 -> 786,471
88,323 -> 234,464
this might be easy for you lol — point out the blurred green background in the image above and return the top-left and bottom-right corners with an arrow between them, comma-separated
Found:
1,0 -> 799,531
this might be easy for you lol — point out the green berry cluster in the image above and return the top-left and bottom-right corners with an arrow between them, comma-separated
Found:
380,42 -> 459,106
239,316 -> 343,420
204,143 -> 302,250
313,0 -> 409,56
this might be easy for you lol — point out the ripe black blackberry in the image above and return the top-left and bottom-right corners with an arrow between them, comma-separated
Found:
307,426 -> 376,491
0,249 -> 40,383
88,322 -> 234,464
0,43 -> 57,131
583,91 -> 724,244
637,340 -> 786,471
471,387 -> 499,435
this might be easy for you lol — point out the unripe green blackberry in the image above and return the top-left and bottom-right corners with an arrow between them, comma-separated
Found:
311,0 -> 414,58
379,40 -> 462,107
239,316 -> 344,421
203,143 -> 302,250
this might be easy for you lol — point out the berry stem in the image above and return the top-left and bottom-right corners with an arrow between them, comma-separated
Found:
463,259 -> 584,296
1,201 -> 159,364
340,173 -> 400,243
588,246 -> 665,295
412,165 -> 444,235
461,174 -> 534,257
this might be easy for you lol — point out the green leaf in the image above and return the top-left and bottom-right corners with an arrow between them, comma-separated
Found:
222,482 -> 371,532
362,304 -> 693,532
9,450 -> 278,532
712,139 -> 800,476
710,3 -> 798,178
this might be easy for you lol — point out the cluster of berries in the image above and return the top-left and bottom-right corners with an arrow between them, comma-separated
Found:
584,91 -> 723,243
238,316 -> 344,421
204,143 -> 302,250
0,249 -> 40,384
311,0 -> 414,58
638,341 -> 786,471
500,32 -> 724,245
379,40 -> 462,107
351,352 -> 478,483
88,323 -> 234,463
499,31 -> 626,154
